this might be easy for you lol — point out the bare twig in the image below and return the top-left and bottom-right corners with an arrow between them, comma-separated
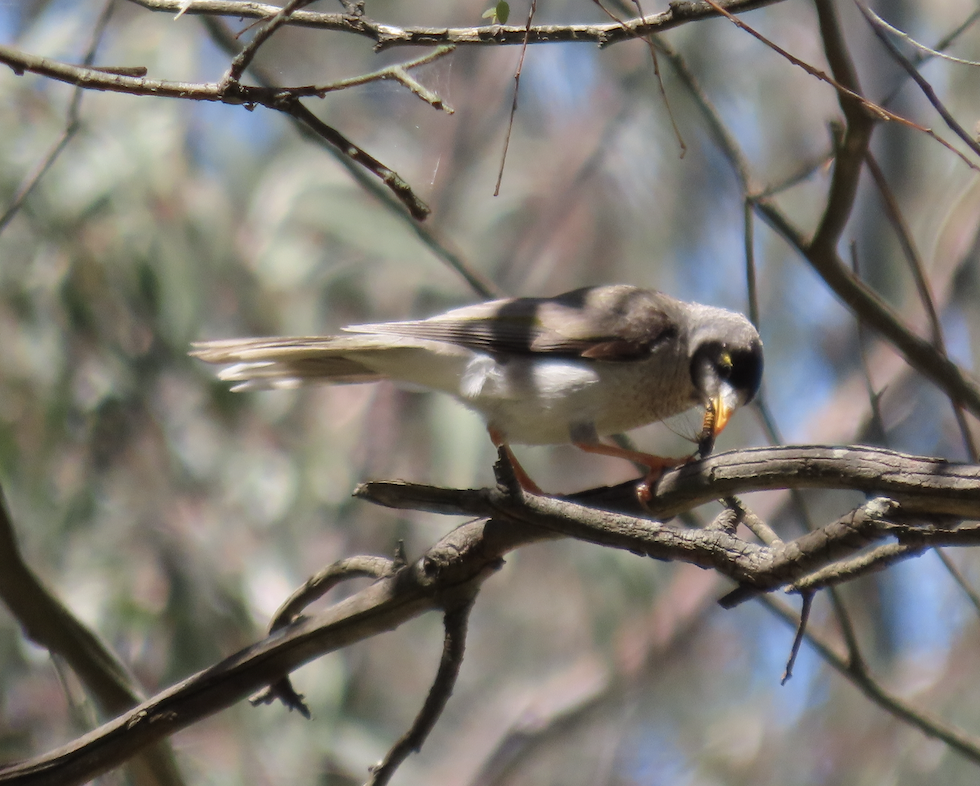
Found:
780,591 -> 813,684
250,555 -> 398,716
224,0 -> 313,83
790,541 -> 924,593
590,0 -> 686,156
0,114 -> 77,235
198,16 -> 500,297
494,0 -> 535,196
864,152 -> 979,460
849,242 -> 889,442
743,199 -> 759,326
282,100 -> 431,220
652,34 -> 752,188
0,41 -> 439,220
269,556 -> 399,633
129,0 -> 789,49
703,0 -> 977,169
881,8 -> 980,106
725,496 -> 782,546
862,5 -> 980,67
761,594 -> 980,765
857,1 -> 980,160
367,598 -> 475,786
0,0 -> 119,235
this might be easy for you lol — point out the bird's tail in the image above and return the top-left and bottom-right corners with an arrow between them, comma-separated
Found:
190,336 -> 387,391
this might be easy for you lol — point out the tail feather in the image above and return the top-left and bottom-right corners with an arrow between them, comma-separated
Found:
190,337 -> 386,390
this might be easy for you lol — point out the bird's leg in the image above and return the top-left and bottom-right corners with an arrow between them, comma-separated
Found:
572,438 -> 690,506
574,441 -> 688,475
488,427 -> 543,495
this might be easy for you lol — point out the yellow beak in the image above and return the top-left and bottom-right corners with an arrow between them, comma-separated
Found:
699,385 -> 739,457
710,393 -> 733,436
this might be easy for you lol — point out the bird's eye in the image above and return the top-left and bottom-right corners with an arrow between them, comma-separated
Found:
718,351 -> 733,378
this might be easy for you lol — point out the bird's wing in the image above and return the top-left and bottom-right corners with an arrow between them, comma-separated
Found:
346,285 -> 681,361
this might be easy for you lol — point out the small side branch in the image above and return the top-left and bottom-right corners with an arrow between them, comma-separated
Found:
0,42 -> 441,220
780,591 -> 813,684
857,1 -> 980,160
251,555 -> 398,716
225,0 -> 312,82
762,596 -> 980,766
366,598 -> 475,786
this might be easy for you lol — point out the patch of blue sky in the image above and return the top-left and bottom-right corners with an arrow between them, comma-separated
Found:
712,91 -> 766,167
2,0 -> 74,41
766,264 -> 851,440
186,100 -> 282,172
620,721 -> 696,786
941,304 -> 974,371
17,0 -> 120,60
184,36 -> 282,173
879,548 -> 967,658
0,2 -> 20,41
761,342 -> 836,443
522,42 -> 600,119
670,206 -> 747,310
713,602 -> 827,725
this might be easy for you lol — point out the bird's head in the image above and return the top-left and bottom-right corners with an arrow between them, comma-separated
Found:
687,308 -> 763,456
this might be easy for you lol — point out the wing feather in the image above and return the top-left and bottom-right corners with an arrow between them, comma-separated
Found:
345,285 -> 681,361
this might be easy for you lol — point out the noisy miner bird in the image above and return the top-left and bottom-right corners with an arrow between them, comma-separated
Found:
192,285 -> 763,495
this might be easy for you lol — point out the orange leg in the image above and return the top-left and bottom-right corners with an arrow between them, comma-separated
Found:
573,441 -> 688,472
488,428 -> 543,494
573,441 -> 693,504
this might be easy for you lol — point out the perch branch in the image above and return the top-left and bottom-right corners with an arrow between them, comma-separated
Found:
5,446 -> 980,783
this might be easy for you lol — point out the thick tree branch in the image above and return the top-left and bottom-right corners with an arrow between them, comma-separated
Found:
3,445 -> 980,783
0,519 -> 515,786
363,445 -> 980,522
0,488 -> 185,786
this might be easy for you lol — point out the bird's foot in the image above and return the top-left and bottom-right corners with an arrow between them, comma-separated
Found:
635,452 -> 696,507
